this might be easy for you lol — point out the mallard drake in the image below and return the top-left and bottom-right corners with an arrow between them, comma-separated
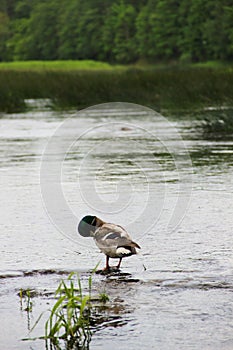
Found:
78,215 -> 141,270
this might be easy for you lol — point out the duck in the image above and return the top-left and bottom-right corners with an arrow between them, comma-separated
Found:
78,215 -> 141,270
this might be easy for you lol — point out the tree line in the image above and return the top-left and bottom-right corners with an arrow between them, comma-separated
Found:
0,0 -> 233,63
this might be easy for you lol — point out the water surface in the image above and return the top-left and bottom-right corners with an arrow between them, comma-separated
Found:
0,102 -> 233,349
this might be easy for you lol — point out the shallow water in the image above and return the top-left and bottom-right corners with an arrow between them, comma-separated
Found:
0,102 -> 233,349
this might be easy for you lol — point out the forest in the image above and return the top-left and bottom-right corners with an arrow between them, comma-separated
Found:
0,0 -> 233,64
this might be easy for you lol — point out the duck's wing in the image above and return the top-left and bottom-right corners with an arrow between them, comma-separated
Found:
95,223 -> 141,249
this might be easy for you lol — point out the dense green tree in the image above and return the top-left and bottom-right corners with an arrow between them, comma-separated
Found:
181,0 -> 208,62
13,0 -> 35,19
1,0 -> 233,63
136,0 -> 184,61
223,4 -> 233,59
74,1 -> 108,60
153,0 -> 182,59
0,0 -> 17,17
135,0 -> 158,61
8,17 -> 31,60
136,5 -> 151,60
202,1 -> 224,60
103,1 -> 137,63
57,0 -> 81,59
0,0 -> 6,12
58,0 -> 110,60
26,1 -> 60,59
0,11 -> 10,60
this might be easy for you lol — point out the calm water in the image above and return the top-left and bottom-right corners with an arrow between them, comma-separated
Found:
0,102 -> 233,349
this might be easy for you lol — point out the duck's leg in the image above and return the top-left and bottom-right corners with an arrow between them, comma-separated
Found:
116,257 -> 122,270
105,255 -> 110,270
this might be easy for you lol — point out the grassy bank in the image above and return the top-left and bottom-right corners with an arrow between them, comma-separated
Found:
0,61 -> 233,113
0,60 -> 123,71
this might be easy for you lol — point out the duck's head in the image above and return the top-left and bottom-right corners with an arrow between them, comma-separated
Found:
78,215 -> 103,237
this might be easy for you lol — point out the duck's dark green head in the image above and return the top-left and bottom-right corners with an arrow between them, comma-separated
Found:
78,215 -> 97,237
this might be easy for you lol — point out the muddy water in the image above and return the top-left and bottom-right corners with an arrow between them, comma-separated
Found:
0,102 -> 233,349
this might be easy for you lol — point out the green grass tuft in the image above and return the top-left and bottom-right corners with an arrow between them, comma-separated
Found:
25,269 -> 109,349
44,272 -> 93,348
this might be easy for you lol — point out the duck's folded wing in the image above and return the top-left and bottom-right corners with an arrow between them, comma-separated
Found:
95,224 -> 140,249
114,237 -> 141,249
95,224 -> 127,239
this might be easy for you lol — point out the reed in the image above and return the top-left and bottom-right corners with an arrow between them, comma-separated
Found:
1,65 -> 233,113
44,272 -> 90,348
19,288 -> 33,312
42,270 -> 109,349
200,108 -> 233,137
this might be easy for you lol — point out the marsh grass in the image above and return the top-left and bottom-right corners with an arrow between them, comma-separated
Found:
44,272 -> 92,348
24,270 -> 109,349
19,288 -> 34,312
199,108 -> 233,137
1,65 -> 233,113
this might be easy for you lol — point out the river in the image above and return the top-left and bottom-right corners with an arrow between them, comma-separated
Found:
0,102 -> 233,349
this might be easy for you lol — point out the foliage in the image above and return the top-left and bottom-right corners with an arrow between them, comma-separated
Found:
19,270 -> 111,349
103,2 -> 137,63
201,109 -> 233,136
19,288 -> 34,312
1,0 -> 233,63
44,272 -> 93,348
1,64 -> 233,113
0,11 -> 10,60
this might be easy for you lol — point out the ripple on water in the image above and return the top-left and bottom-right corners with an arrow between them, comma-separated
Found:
1,105 -> 233,350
